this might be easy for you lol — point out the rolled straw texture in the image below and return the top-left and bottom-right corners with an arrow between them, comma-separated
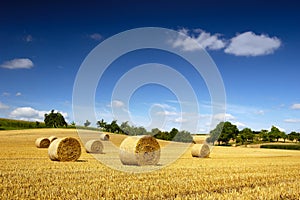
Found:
85,139 -> 103,153
35,137 -> 50,148
100,133 -> 109,141
119,135 -> 160,166
48,137 -> 81,161
48,136 -> 58,143
191,144 -> 210,158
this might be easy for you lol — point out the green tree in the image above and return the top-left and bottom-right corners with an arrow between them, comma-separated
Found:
97,119 -> 106,130
269,126 -> 282,142
44,110 -> 67,128
207,121 -> 239,145
151,128 -> 161,136
239,128 -> 254,145
288,131 -> 300,142
172,130 -> 193,143
259,129 -> 269,141
110,120 -> 120,133
84,120 -> 91,127
206,122 -> 224,145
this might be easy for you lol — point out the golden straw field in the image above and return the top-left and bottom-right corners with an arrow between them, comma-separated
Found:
1,129 -> 300,199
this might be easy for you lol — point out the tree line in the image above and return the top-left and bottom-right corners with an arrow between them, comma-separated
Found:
207,121 -> 300,146
94,119 -> 193,143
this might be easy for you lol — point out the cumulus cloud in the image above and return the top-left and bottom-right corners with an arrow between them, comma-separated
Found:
0,58 -> 34,69
232,121 -> 246,129
16,92 -> 22,96
89,33 -> 102,41
224,31 -> 281,56
9,107 -> 68,122
0,102 -> 9,109
111,100 -> 125,108
291,103 -> 300,109
284,119 -> 300,123
171,28 -> 226,51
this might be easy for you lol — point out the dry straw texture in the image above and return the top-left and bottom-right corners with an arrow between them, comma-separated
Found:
48,136 -> 58,143
85,139 -> 103,153
191,143 -> 210,158
35,137 -> 50,148
119,135 -> 160,166
100,133 -> 109,141
48,137 -> 81,161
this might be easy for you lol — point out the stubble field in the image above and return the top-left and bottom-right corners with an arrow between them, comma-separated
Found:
1,129 -> 300,199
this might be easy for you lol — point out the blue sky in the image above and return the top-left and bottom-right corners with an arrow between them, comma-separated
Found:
0,0 -> 300,133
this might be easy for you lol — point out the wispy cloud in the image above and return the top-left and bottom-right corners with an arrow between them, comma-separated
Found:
291,103 -> 300,110
2,92 -> 10,96
16,92 -> 22,96
0,102 -> 9,109
0,58 -> 34,69
224,31 -> 281,56
284,118 -> 300,123
89,33 -> 102,41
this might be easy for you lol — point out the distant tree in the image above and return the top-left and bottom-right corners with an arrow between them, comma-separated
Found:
71,121 -> 76,126
259,129 -> 269,141
208,121 -> 239,145
97,119 -> 106,130
120,121 -> 130,134
206,122 -> 224,145
172,130 -> 193,143
151,128 -> 161,136
239,128 -> 254,145
281,132 -> 287,143
110,120 -> 120,133
44,110 -> 67,128
84,120 -> 91,127
169,128 -> 179,140
269,126 -> 282,142
35,121 -> 40,127
288,131 -> 300,143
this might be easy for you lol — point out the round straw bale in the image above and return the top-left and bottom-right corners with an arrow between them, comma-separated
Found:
48,136 -> 58,143
85,139 -> 103,153
100,133 -> 109,141
48,137 -> 81,161
35,137 -> 50,148
191,144 -> 210,158
119,135 -> 160,166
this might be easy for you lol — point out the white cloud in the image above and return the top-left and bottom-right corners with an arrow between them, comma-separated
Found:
171,28 -> 226,51
173,117 -> 188,123
0,58 -> 34,69
232,121 -> 246,129
0,102 -> 9,109
284,119 -> 300,123
2,92 -> 10,96
224,31 -> 281,56
156,111 -> 178,116
255,110 -> 265,115
111,100 -> 125,108
9,107 -> 68,122
291,103 -> 300,110
213,113 -> 235,121
89,33 -> 102,41
16,92 -> 22,96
